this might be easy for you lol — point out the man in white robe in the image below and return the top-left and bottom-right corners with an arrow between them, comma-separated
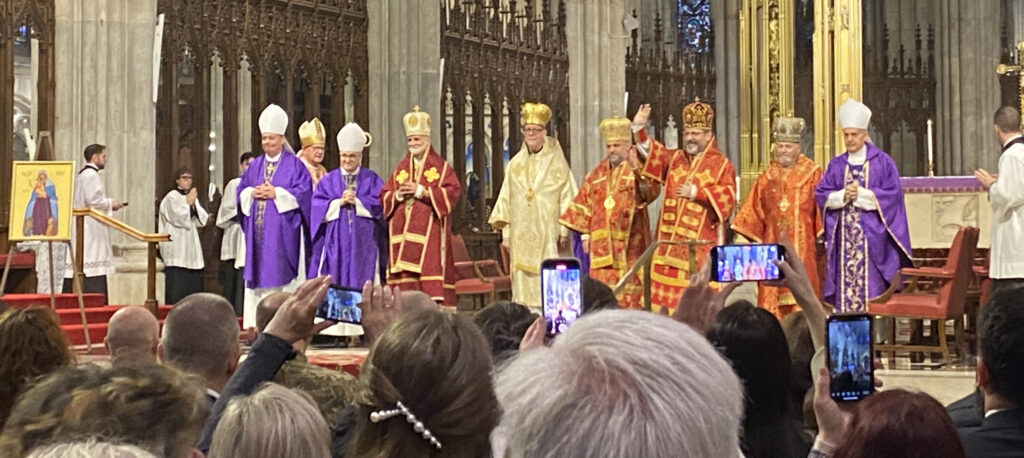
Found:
159,167 -> 210,304
216,152 -> 255,315
63,144 -> 124,301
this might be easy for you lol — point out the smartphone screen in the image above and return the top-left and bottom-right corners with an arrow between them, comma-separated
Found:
541,258 -> 582,337
826,314 -> 875,402
315,285 -> 364,324
711,243 -> 785,282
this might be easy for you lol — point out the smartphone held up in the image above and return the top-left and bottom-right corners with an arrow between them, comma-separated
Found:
826,313 -> 876,402
541,257 -> 582,338
710,243 -> 786,283
315,285 -> 364,324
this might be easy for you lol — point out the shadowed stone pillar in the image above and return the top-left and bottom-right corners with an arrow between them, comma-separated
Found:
367,0 -> 442,175
55,0 -> 162,304
713,0 -> 741,168
935,0 -> 1003,175
566,0 -> 628,181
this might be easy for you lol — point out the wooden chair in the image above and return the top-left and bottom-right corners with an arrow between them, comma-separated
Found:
868,226 -> 979,365
451,234 -> 512,310
973,251 -> 992,308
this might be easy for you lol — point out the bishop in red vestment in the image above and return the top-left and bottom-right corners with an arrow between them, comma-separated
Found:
381,106 -> 461,305
635,100 -> 737,312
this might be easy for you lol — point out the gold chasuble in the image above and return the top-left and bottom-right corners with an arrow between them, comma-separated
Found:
560,157 -> 656,309
640,131 -> 736,312
489,136 -> 577,307
381,148 -> 461,305
732,154 -> 823,318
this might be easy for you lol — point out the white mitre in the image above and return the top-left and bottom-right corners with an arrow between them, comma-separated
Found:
337,122 -> 371,153
838,98 -> 871,130
258,104 -> 288,135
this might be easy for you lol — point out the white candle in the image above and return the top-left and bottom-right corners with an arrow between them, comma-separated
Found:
736,175 -> 741,195
927,119 -> 934,176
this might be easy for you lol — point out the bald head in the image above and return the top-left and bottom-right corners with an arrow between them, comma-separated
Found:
255,292 -> 291,332
401,290 -> 439,314
105,306 -> 160,369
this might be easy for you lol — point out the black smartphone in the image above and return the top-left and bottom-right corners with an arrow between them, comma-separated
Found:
710,243 -> 786,282
315,285 -> 364,324
826,313 -> 876,402
540,257 -> 583,337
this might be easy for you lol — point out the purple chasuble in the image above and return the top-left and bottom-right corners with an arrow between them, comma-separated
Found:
238,150 -> 312,289
308,168 -> 388,288
814,144 -> 912,312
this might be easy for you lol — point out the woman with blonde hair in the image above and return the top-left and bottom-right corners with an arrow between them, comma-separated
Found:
208,383 -> 330,458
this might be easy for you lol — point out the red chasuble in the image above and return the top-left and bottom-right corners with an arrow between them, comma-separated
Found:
560,158 -> 658,309
381,148 -> 461,305
639,129 -> 736,312
732,155 -> 823,319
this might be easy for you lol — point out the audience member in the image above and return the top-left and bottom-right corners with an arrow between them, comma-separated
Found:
581,275 -> 619,313
0,307 -> 73,427
947,389 -> 984,429
347,310 -> 499,457
255,292 -> 359,422
707,301 -> 811,458
104,306 -> 160,369
472,300 -> 537,363
0,364 -> 208,458
208,383 -> 330,458
26,440 -> 158,458
959,286 -> 1024,456
812,385 -> 965,458
495,310 -> 743,457
159,293 -> 240,404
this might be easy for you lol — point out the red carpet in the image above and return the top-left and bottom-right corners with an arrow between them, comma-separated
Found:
2,293 -> 172,347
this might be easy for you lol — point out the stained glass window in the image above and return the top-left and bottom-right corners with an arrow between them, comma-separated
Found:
677,0 -> 712,52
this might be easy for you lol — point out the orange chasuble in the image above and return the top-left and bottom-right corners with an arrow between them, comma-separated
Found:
731,155 -> 823,319
639,128 -> 736,312
381,148 -> 461,305
559,158 -> 658,309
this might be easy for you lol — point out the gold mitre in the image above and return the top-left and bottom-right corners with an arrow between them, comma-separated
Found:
521,102 -> 552,127
773,116 -> 806,143
682,98 -> 714,131
298,118 -> 326,148
403,106 -> 431,137
599,116 -> 632,144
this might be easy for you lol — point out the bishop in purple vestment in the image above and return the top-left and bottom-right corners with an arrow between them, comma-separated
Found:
815,99 -> 912,312
308,123 -> 387,287
237,105 -> 313,326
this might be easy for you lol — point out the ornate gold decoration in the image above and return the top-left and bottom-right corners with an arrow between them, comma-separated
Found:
298,118 -> 326,148
396,170 -> 409,184
682,98 -> 714,131
424,167 -> 440,183
604,196 -> 616,210
996,41 -> 1024,121
403,106 -> 431,137
521,102 -> 553,127
599,116 -> 632,143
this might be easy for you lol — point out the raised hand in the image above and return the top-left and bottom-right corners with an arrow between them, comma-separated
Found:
632,103 -> 652,127
263,276 -> 333,343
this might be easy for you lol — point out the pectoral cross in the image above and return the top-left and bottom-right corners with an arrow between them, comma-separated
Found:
997,41 -> 1024,119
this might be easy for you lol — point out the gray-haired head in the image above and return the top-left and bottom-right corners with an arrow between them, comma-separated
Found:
208,383 -> 331,458
495,309 -> 743,458
27,440 -> 158,458
159,293 -> 240,391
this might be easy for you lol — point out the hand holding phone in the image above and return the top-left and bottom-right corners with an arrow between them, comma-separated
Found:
541,258 -> 582,337
826,313 -> 875,402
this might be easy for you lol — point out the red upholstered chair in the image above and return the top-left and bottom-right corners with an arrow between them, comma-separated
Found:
451,234 -> 511,310
868,226 -> 979,365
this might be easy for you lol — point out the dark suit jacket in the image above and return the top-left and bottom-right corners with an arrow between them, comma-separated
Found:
948,390 -> 984,429
960,409 -> 1024,458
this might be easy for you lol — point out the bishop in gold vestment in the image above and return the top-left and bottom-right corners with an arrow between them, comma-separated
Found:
489,103 -> 578,307
636,100 -> 737,312
560,116 -> 658,309
298,118 -> 329,186
731,117 -> 823,319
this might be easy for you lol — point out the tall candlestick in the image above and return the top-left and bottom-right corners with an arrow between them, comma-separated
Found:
926,119 -> 934,177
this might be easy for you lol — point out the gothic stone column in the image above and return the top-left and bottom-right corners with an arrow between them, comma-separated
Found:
367,0 -> 442,175
55,0 -> 162,305
566,0 -> 628,181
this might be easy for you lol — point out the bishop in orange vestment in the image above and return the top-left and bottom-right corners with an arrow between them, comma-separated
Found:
381,106 -> 461,305
559,116 -> 659,309
731,117 -> 823,319
635,100 -> 736,312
